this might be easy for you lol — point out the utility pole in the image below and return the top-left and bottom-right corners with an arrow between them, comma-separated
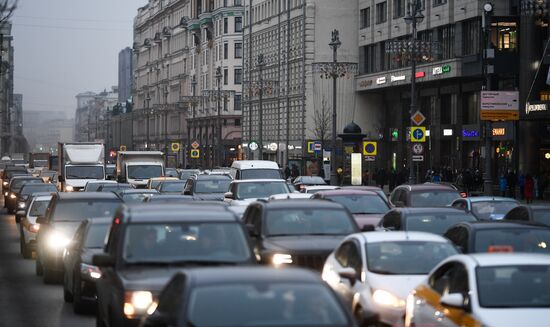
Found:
164,87 -> 169,157
257,54 -> 265,160
145,93 -> 151,150
329,31 -> 341,186
216,67 -> 223,167
483,3 -> 494,195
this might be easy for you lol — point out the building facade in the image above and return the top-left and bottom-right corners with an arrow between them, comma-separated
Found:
118,47 -> 134,103
0,22 -> 14,156
242,0 -> 359,166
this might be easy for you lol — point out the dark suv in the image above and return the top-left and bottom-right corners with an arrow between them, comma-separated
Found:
389,184 -> 462,208
183,174 -> 232,201
93,203 -> 255,327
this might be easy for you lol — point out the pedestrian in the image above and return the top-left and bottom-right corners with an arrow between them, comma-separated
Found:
284,166 -> 291,180
376,168 -> 387,190
506,170 -> 516,198
291,164 -> 299,182
499,174 -> 508,197
431,170 -> 441,183
525,174 -> 535,204
389,169 -> 397,191
519,173 -> 526,200
463,169 -> 473,195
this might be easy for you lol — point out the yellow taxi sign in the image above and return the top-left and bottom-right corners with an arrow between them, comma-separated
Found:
362,141 -> 377,156
190,149 -> 200,159
171,142 -> 180,152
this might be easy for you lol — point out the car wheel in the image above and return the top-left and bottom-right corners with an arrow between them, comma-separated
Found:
73,273 -> 87,314
63,272 -> 73,303
22,241 -> 32,259
35,257 -> 43,276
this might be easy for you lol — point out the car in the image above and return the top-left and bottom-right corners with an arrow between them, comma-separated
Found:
83,180 -> 118,192
155,180 -> 186,194
450,196 -> 519,220
424,181 -> 468,197
243,199 -> 360,271
143,194 -> 195,203
342,185 -> 390,204
444,221 -> 550,254
35,192 -> 123,283
405,253 -> 550,327
230,160 -> 283,180
1,165 -> 29,193
164,167 -> 178,177
93,203 -> 256,327
224,179 -> 291,207
293,175 -> 327,191
503,205 -> 550,226
322,231 -> 458,326
378,207 -> 477,236
63,217 -> 111,313
178,169 -> 200,181
15,183 -> 58,216
96,183 -> 136,192
268,193 -> 313,200
5,176 -> 44,214
146,177 -> 179,190
18,194 -> 53,259
116,189 -> 159,203
312,190 -> 391,228
302,185 -> 340,194
389,184 -> 462,207
183,174 -> 232,201
141,266 -> 359,327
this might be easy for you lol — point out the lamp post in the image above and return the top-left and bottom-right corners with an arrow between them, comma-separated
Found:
257,54 -> 265,160
145,93 -> 151,150
215,67 -> 223,167
482,2 -> 494,195
164,87 -> 169,157
181,75 -> 203,167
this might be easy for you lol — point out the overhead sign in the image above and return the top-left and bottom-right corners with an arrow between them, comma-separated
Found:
412,144 -> 424,155
362,141 -> 377,156
119,145 -> 127,151
191,141 -> 200,149
249,141 -> 259,151
411,111 -> 426,126
171,142 -> 180,152
190,149 -> 200,159
410,127 -> 426,143
480,91 -> 520,121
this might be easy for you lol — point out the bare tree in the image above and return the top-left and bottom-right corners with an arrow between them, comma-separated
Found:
310,96 -> 332,150
0,0 -> 16,27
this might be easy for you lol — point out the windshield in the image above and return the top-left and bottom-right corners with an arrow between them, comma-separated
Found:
121,192 -> 157,203
477,265 -> 550,308
406,213 -> 477,235
236,182 -> 289,199
195,179 -> 231,193
127,165 -> 162,179
122,222 -> 251,263
474,229 -> 550,253
165,168 -> 178,177
65,166 -> 104,179
105,166 -> 115,175
296,176 -> 326,185
51,200 -> 121,221
366,241 -> 457,275
265,208 -> 356,236
327,194 -> 389,214
85,182 -> 112,192
410,190 -> 460,207
21,184 -> 57,195
240,169 -> 282,180
160,182 -> 186,192
187,283 -> 348,326
533,210 -> 550,226
84,223 -> 110,248
12,179 -> 43,192
471,201 -> 518,220
33,160 -> 48,167
180,170 -> 200,180
30,199 -> 51,216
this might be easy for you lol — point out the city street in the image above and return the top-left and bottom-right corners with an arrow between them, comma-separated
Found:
0,205 -> 94,327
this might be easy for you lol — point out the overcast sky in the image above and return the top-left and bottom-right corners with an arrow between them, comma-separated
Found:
12,0 -> 146,119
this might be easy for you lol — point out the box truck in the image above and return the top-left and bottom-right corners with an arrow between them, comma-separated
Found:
116,151 -> 164,188
58,143 -> 105,192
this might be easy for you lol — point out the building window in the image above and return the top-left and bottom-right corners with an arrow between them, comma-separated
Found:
438,25 -> 455,60
224,68 -> 229,85
360,7 -> 370,28
393,0 -> 405,18
234,42 -> 242,58
224,17 -> 228,34
376,2 -> 387,24
433,0 -> 447,6
234,95 -> 242,111
224,43 -> 228,59
235,0 -> 242,5
234,68 -> 242,84
235,17 -> 243,32
491,22 -> 518,51
235,118 -> 241,125
463,18 -> 481,56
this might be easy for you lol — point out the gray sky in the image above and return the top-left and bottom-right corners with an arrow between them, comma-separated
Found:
12,0 -> 145,119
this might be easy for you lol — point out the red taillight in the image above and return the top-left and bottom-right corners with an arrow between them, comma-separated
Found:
460,192 -> 468,198
488,245 -> 513,253
114,217 -> 121,225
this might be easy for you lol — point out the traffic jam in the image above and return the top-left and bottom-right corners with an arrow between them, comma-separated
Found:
3,143 -> 550,327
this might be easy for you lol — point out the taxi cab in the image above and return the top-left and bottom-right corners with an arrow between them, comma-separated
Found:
405,253 -> 550,327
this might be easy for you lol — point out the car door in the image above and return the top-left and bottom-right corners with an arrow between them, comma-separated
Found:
330,240 -> 363,305
65,223 -> 86,292
451,199 -> 468,212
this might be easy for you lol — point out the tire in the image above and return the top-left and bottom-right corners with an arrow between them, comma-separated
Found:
73,273 -> 87,314
63,272 -> 73,303
22,242 -> 32,259
35,257 -> 43,276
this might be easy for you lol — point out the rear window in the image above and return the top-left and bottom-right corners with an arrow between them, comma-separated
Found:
406,212 -> 477,235
21,184 -> 57,195
240,169 -> 282,180
51,200 -> 121,222
160,182 -> 186,192
474,229 -> 550,253
410,190 -> 460,207
30,199 -> 51,216
85,223 -> 110,248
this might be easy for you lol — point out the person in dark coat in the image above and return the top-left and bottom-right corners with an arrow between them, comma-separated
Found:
506,170 -> 517,198
389,170 -> 397,191
284,166 -> 291,180
375,168 -> 387,189
525,174 -> 535,204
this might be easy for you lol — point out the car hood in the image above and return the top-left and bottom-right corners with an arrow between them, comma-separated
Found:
120,267 -> 184,292
352,214 -> 385,228
366,274 -> 427,300
193,193 -> 225,201
477,308 -> 550,327
81,248 -> 104,264
264,235 -> 347,252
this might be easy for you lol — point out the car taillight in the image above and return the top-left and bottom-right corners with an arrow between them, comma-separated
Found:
460,192 -> 467,198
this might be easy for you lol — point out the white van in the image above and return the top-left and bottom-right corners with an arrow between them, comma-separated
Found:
230,160 -> 283,180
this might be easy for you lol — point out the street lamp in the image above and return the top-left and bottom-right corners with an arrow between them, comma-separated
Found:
215,66 -> 223,167
145,93 -> 151,150
482,2 -> 494,195
164,86 -> 169,158
257,55 -> 265,160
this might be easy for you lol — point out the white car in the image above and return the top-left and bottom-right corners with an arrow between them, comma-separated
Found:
322,231 -> 458,326
19,194 -> 53,259
302,185 -> 340,194
405,253 -> 550,327
223,179 -> 291,207
83,180 -> 117,192
268,193 -> 312,200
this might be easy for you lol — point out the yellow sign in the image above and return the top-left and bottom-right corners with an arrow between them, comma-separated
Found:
481,110 -> 519,121
190,149 -> 200,159
362,141 -> 377,156
171,142 -> 180,152
410,127 -> 426,143
307,141 -> 314,154
119,145 -> 127,151
492,128 -> 506,136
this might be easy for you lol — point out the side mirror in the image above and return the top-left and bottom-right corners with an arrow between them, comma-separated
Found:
224,192 -> 234,200
36,216 -> 48,225
245,224 -> 258,237
15,210 -> 25,217
338,267 -> 358,285
58,175 -> 65,182
92,254 -> 115,268
361,225 -> 375,232
440,293 -> 468,310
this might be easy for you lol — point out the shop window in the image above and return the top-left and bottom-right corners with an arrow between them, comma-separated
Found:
490,22 -> 517,51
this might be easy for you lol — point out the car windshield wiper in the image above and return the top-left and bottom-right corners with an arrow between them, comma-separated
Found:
369,269 -> 397,275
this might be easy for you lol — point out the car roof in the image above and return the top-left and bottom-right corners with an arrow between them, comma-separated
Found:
122,203 -> 238,223
342,186 -> 383,191
230,160 -> 279,169
11,176 -> 40,181
56,192 -> 120,200
183,266 -> 321,285
396,207 -> 466,214
315,190 -> 379,196
118,189 -> 159,194
21,183 -> 55,189
452,220 -> 549,230
86,180 -> 117,185
149,177 -> 179,181
262,199 -> 346,210
468,253 -> 550,267
32,195 -> 54,201
231,179 -> 286,184
193,174 -> 231,180
397,184 -> 457,191
358,231 -> 451,243
464,196 -> 519,203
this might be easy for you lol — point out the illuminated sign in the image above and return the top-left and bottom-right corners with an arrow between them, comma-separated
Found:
390,75 -> 406,82
492,128 -> 506,136
433,65 -> 452,76
415,71 -> 426,78
376,77 -> 387,85
462,129 -> 479,137
443,129 -> 453,136
526,103 -> 547,115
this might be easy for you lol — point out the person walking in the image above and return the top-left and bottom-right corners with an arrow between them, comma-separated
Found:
499,174 -> 508,197
519,173 -> 526,200
506,170 -> 516,198
524,174 -> 535,204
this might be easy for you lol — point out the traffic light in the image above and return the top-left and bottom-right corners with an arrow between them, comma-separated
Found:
391,128 -> 399,141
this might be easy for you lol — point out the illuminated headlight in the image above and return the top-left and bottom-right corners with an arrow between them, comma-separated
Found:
124,291 -> 157,317
3,181 -> 8,186
80,263 -> 102,279
4,192 -> 8,196
372,289 -> 406,308
18,202 -> 25,209
47,232 -> 71,249
65,185 -> 74,192
9,193 -> 16,199
29,224 -> 40,233
272,253 -> 293,266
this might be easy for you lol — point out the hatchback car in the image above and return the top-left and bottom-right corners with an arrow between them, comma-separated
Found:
405,253 -> 550,327
19,194 -> 53,258
15,183 -> 58,215
141,267 -> 358,327
323,231 -> 458,326
155,180 -> 186,194
224,179 -> 291,207
389,184 -> 462,207
450,196 -> 519,220
503,205 -> 550,226
183,174 -> 232,201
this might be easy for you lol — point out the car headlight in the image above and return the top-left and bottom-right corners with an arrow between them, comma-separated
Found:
3,181 -> 8,186
272,253 -> 293,266
80,263 -> 102,279
47,232 -> 71,249
124,291 -> 157,318
372,289 -> 406,308
29,224 -> 40,233
65,185 -> 74,192
18,202 -> 25,209
9,193 -> 16,199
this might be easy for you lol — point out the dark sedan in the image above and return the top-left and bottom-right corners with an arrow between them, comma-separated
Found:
243,199 -> 359,271
378,207 -> 477,236
293,175 -> 326,192
63,218 -> 111,314
389,184 -> 462,208
444,221 -> 550,254
6,176 -> 43,214
504,205 -> 550,226
15,183 -> 57,217
183,174 -> 232,201
141,267 -> 358,327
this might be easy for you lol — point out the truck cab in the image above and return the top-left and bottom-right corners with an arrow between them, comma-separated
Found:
116,151 -> 164,188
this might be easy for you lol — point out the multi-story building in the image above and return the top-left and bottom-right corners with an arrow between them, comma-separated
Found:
118,47 -> 134,103
73,89 -> 118,150
355,0 -> 520,180
0,22 -> 14,156
242,0 -> 359,166
131,0 -> 244,168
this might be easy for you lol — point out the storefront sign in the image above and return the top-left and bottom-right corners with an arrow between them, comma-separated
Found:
415,71 -> 425,78
462,129 -> 479,137
390,75 -> 406,82
376,77 -> 386,85
526,103 -> 548,115
480,91 -> 520,121
443,129 -> 453,136
359,79 -> 373,88
432,65 -> 451,76
492,128 -> 506,136
351,153 -> 362,186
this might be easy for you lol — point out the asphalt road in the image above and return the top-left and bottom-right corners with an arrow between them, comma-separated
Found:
0,207 -> 94,327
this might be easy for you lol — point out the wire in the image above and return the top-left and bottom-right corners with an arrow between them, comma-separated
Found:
13,23 -> 130,32
14,15 -> 129,24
